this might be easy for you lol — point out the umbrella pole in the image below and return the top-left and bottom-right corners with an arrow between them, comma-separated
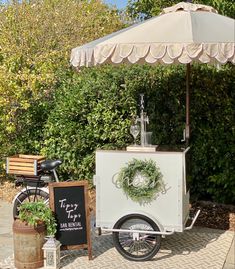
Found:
186,63 -> 191,146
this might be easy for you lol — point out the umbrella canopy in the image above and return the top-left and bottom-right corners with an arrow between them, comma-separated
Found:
70,2 -> 235,144
70,2 -> 235,67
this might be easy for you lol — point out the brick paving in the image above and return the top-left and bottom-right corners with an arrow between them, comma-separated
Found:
60,229 -> 235,269
0,228 -> 234,269
0,200 -> 234,269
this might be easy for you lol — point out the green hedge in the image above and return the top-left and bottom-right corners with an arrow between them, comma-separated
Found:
41,67 -> 138,180
1,64 -> 234,204
190,65 -> 235,203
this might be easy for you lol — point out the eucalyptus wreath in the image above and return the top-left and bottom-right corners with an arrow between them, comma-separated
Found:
117,158 -> 163,203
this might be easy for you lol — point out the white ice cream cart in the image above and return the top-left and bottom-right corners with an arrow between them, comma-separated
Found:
94,93 -> 201,261
94,146 -> 200,261
94,95 -> 200,261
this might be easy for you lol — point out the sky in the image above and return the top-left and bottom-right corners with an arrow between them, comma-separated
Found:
104,0 -> 128,9
0,1 -> 129,9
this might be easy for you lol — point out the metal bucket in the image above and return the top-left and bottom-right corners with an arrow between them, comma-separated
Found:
13,219 -> 46,269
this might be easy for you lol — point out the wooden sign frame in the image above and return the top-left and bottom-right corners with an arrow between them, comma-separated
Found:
49,180 -> 92,260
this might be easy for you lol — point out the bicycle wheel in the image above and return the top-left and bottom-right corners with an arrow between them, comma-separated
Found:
13,188 -> 49,219
112,214 -> 161,261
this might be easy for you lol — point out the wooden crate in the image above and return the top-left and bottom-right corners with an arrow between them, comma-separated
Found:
6,154 -> 45,176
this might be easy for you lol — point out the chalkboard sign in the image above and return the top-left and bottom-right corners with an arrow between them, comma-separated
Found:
49,181 -> 92,259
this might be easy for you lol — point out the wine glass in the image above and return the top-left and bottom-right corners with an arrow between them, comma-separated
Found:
130,124 -> 140,145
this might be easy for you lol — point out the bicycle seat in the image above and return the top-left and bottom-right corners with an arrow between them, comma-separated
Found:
40,159 -> 62,171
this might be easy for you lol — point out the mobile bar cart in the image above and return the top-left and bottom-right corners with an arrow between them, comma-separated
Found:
94,96 -> 200,261
94,147 -> 200,261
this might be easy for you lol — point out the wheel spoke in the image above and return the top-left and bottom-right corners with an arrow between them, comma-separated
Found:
145,238 -> 157,244
128,242 -> 136,254
120,237 -> 132,246
142,240 -> 154,252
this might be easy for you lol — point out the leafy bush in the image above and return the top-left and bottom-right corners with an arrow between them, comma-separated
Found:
1,61 -> 234,204
41,64 -> 235,204
127,0 -> 235,20
41,66 -> 138,181
189,64 -> 235,203
0,0 -> 124,172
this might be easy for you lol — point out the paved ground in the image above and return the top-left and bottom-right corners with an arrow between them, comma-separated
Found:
0,200 -> 234,269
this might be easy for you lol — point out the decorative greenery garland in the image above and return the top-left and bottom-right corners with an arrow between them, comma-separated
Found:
117,158 -> 163,203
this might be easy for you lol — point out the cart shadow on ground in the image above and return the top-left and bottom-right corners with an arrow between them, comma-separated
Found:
60,227 -> 226,266
60,232 -> 114,266
152,227 -> 226,261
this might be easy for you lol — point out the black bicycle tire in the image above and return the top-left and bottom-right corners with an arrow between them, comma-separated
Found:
13,188 -> 49,219
112,214 -> 161,261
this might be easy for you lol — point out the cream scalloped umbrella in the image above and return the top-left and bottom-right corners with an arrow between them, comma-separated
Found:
70,2 -> 235,144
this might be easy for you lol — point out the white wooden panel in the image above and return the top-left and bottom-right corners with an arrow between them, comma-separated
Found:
96,150 -> 189,232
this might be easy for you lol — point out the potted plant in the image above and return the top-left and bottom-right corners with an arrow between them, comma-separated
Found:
18,201 -> 57,235
13,201 -> 57,269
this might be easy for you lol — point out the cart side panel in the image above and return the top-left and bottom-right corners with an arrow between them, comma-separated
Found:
96,150 -> 186,232
182,149 -> 190,228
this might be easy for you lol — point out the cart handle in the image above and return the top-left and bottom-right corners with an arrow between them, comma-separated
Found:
184,209 -> 201,230
183,146 -> 190,154
101,228 -> 175,236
